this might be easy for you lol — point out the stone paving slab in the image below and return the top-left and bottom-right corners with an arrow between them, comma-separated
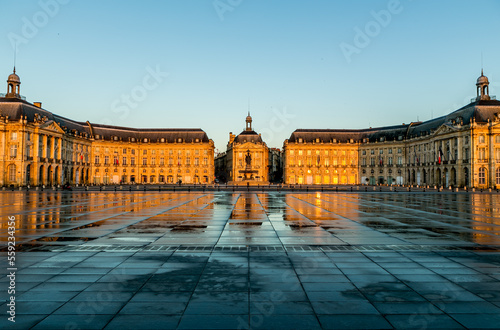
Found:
1,191 -> 500,329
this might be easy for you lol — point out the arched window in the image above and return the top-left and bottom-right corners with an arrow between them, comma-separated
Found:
496,168 -> 500,185
479,167 -> 486,185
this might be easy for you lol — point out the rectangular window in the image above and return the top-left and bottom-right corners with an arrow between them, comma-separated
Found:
397,156 -> 403,165
104,156 -> 109,165
122,157 -> 127,165
160,157 -> 165,165
10,145 -> 17,158
479,148 -> 486,160
290,150 -> 295,156
123,148 -> 127,154
11,132 -> 17,140
186,158 -> 190,165
388,157 -> 393,165
203,157 -> 208,166
95,155 -> 100,164
113,156 -> 118,165
169,158 -> 173,165
9,166 -> 16,181
194,158 -> 199,166
143,157 -> 147,165
131,157 -> 135,165
388,148 -> 393,154
151,157 -> 156,165
143,150 -> 147,155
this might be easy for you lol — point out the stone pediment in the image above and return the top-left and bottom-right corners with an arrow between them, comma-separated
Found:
39,120 -> 65,134
432,124 -> 458,136
234,142 -> 267,150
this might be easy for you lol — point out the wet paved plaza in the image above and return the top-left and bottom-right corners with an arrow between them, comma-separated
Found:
1,191 -> 500,329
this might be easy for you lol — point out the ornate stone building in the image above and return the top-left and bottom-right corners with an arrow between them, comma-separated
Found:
284,72 -> 500,188
0,69 -> 214,187
216,114 -> 270,184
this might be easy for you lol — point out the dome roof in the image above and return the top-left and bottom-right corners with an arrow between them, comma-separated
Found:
477,71 -> 489,85
7,69 -> 20,84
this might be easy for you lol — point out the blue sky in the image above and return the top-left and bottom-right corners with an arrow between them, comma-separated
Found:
1,0 -> 499,151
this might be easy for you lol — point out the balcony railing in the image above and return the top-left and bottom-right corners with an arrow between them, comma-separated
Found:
0,93 -> 26,100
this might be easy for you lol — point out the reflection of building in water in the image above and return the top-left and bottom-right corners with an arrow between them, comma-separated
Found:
0,69 -> 214,187
284,72 -> 500,188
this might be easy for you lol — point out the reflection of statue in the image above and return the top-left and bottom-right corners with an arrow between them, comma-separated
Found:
245,150 -> 252,167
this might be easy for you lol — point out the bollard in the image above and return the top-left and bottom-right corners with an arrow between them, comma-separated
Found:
129,186 -> 132,192
99,186 -> 102,191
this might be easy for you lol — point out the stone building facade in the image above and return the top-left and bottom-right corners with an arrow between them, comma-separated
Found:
2,68 -> 499,189
284,72 -> 500,188
0,69 -> 214,187
216,114 -> 270,184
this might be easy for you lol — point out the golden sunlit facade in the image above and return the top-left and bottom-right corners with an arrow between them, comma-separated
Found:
0,69 -> 214,187
217,114 -> 269,183
283,133 -> 358,185
284,72 -> 500,189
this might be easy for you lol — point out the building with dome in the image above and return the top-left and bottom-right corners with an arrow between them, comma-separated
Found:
0,68 -> 215,187
284,71 -> 500,188
216,114 -> 270,184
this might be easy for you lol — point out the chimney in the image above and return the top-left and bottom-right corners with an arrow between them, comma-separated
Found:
34,102 -> 42,108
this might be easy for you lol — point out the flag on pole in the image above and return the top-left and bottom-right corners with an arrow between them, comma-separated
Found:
438,147 -> 443,164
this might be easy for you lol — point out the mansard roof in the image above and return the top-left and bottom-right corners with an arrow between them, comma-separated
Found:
289,98 -> 500,144
0,98 -> 210,142
233,129 -> 263,144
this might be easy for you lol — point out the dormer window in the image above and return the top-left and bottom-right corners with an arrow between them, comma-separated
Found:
143,138 -> 148,143
298,138 -> 303,143
178,138 -> 183,143
114,136 -> 118,141
160,138 -> 165,143
195,138 -> 199,143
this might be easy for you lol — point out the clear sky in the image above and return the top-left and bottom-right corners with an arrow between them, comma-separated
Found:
1,0 -> 499,151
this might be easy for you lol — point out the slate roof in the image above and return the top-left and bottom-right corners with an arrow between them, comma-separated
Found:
0,97 -> 210,142
288,99 -> 500,143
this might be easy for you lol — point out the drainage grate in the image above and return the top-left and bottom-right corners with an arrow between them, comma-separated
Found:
17,243 -> 500,253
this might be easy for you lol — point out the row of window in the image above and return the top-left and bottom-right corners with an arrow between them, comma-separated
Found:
94,147 -> 209,156
289,149 -> 356,156
94,156 -> 209,166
